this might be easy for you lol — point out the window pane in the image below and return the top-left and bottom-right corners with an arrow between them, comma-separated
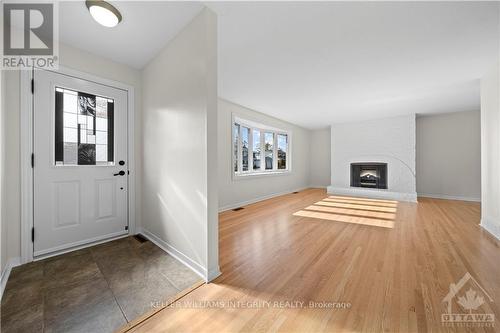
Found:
233,123 -> 240,172
63,142 -> 77,165
78,144 -> 95,165
63,127 -> 77,143
277,134 -> 287,170
55,87 -> 114,166
63,91 -> 77,113
96,144 -> 107,162
96,131 -> 107,144
96,117 -> 107,131
63,112 -> 77,128
96,97 -> 108,118
241,127 -> 250,171
253,130 -> 261,170
265,132 -> 274,170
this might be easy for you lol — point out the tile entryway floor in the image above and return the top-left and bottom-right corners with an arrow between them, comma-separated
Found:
1,236 -> 202,333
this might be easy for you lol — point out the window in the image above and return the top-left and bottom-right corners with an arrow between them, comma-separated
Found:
253,129 -> 261,170
264,132 -> 273,170
55,87 -> 114,166
241,127 -> 250,171
277,134 -> 287,169
233,123 -> 239,172
233,117 -> 290,176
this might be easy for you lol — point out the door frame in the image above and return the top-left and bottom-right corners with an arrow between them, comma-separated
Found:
20,66 -> 136,264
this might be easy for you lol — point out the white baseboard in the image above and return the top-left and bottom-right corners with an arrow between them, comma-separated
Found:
1,257 -> 21,301
418,193 -> 481,202
480,217 -> 500,241
137,228 -> 217,282
327,186 -> 417,202
218,186 -> 310,212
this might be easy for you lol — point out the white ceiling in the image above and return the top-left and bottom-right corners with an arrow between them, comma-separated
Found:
208,1 -> 498,128
56,2 -> 498,128
58,1 -> 204,69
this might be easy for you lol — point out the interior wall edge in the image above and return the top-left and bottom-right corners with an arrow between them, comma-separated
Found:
480,217 -> 500,241
0,256 -> 21,301
137,227 -> 208,282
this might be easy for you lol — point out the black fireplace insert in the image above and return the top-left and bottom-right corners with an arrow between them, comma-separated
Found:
350,163 -> 387,189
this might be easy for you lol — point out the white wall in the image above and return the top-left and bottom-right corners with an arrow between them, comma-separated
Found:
328,114 -> 417,201
2,43 -> 142,265
3,70 -> 20,268
478,4 -> 500,240
309,127 -> 331,188
217,99 -> 311,211
141,9 -> 219,281
1,67 -> 5,275
416,111 -> 481,201
480,65 -> 500,240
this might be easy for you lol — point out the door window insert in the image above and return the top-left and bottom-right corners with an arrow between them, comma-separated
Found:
55,87 -> 114,166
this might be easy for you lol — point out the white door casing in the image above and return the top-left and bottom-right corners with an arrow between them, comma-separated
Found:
33,69 -> 129,257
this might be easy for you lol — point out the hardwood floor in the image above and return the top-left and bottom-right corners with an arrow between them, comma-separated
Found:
126,189 -> 500,332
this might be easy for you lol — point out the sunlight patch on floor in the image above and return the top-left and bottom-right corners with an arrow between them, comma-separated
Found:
293,196 -> 398,228
314,200 -> 397,213
303,204 -> 396,220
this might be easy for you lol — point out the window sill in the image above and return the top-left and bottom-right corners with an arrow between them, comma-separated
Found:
233,170 -> 291,180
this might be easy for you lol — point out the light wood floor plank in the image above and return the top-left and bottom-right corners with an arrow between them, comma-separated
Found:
126,189 -> 500,333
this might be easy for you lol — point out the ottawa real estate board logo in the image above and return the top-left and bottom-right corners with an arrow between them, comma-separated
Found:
2,1 -> 58,69
442,272 -> 495,328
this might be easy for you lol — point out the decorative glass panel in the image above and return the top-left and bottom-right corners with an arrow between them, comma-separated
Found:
63,142 -> 77,165
96,117 -> 107,131
63,127 -> 77,143
253,129 -> 261,170
277,134 -> 287,170
96,144 -> 107,162
55,87 -> 114,166
96,131 -> 107,144
241,127 -> 249,172
63,91 -> 77,113
96,97 -> 108,118
78,144 -> 95,165
63,112 -> 77,128
233,123 -> 239,172
265,132 -> 274,170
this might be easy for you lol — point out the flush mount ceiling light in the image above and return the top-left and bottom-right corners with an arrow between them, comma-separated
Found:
86,0 -> 122,28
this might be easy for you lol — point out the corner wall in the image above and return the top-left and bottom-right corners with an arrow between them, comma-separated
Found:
416,111 -> 481,202
479,4 -> 500,240
217,99 -> 311,211
0,60 -> 6,278
141,9 -> 219,281
309,127 -> 331,188
480,64 -> 500,240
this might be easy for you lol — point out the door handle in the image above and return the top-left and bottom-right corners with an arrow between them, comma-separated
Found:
114,170 -> 125,176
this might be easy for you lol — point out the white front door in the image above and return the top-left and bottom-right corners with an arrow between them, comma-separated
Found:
33,69 -> 129,257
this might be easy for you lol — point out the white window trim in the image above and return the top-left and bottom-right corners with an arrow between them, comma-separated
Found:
231,114 -> 292,180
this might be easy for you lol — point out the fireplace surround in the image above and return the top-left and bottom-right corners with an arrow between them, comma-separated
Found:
350,163 -> 387,189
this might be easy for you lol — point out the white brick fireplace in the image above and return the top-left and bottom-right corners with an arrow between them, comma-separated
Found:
327,114 -> 417,202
